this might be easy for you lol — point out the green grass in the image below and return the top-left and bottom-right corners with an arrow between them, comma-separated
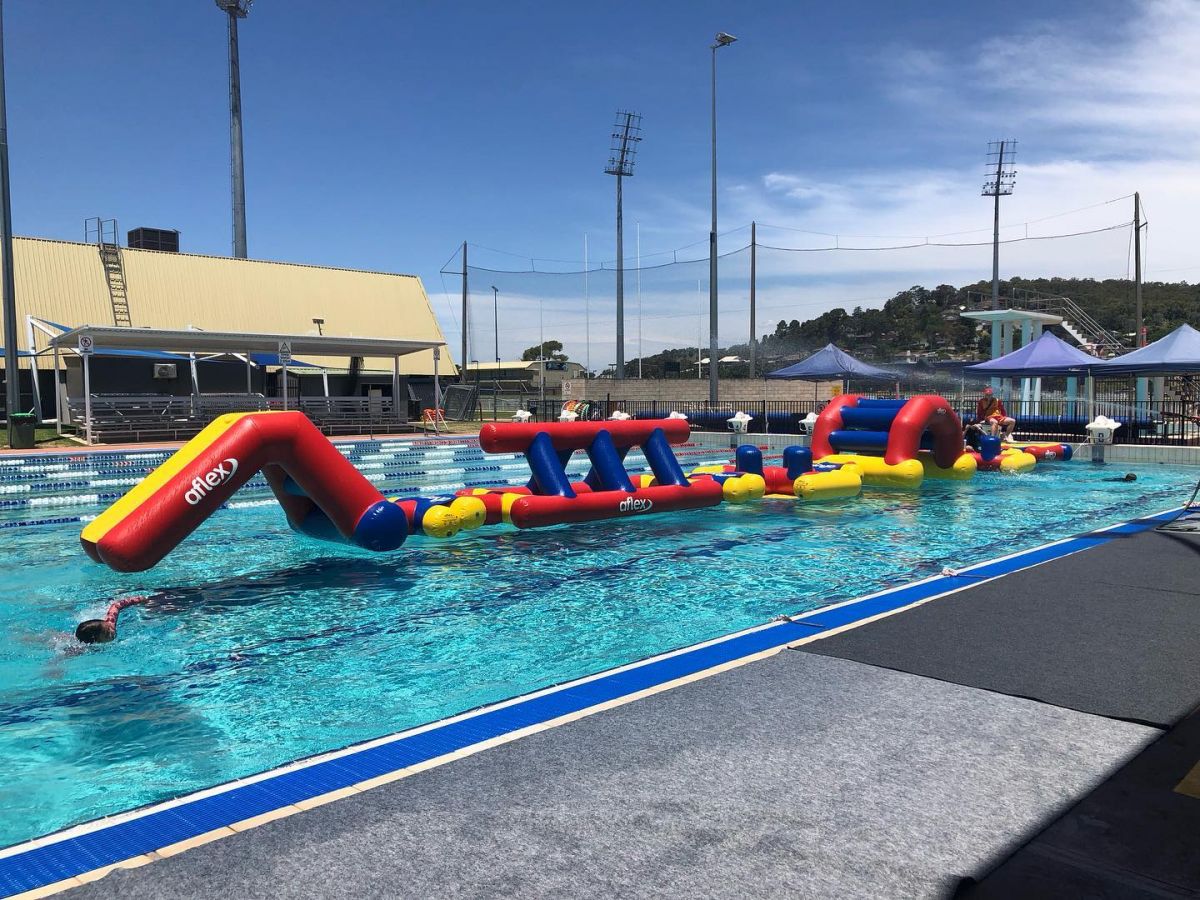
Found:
2,425 -> 80,450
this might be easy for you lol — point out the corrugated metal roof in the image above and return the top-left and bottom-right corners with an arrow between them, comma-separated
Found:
10,236 -> 457,376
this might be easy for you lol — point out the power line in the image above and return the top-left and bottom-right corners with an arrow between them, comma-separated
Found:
446,220 -> 1132,275
759,221 -> 1130,252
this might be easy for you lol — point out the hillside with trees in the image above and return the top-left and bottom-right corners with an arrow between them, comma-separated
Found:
624,276 -> 1200,376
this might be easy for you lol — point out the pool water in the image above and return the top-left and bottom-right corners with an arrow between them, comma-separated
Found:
0,458 -> 1191,848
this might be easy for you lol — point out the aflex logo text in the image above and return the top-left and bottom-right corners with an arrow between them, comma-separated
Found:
619,496 -> 653,513
184,458 -> 239,506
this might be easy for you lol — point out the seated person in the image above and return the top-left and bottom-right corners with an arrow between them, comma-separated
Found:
963,421 -> 984,451
974,386 -> 1016,442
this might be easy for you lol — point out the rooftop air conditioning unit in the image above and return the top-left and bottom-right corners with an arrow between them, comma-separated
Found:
153,363 -> 178,380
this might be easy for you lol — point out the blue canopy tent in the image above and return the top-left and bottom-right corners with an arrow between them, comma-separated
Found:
963,331 -> 1099,377
964,331 -> 1132,438
1091,323 -> 1200,375
753,344 -> 896,435
766,343 -> 896,381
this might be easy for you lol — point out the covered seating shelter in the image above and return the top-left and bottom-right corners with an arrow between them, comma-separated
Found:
47,325 -> 443,444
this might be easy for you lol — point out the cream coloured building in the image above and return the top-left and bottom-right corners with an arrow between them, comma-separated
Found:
9,236 -> 456,376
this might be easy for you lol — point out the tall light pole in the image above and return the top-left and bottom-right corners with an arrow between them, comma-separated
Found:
982,139 -> 1017,310
709,31 -> 737,404
538,295 -> 545,419
216,0 -> 251,259
605,111 -> 642,381
0,0 -> 20,443
491,285 -> 499,421
982,139 -> 1016,389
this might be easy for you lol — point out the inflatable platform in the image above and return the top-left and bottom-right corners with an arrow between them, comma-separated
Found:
810,394 -> 976,488
459,418 -> 723,528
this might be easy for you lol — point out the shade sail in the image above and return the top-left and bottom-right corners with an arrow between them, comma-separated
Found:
1091,323 -> 1200,375
766,343 -> 895,380
964,331 -> 1100,377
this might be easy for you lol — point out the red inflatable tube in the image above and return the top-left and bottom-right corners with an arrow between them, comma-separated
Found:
809,395 -> 860,461
885,395 -> 963,469
509,481 -> 723,528
762,466 -> 795,495
480,418 -> 691,454
84,412 -> 388,572
1010,443 -> 1069,460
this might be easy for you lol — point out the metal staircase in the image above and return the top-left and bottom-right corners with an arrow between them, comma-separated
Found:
965,288 -> 1129,356
84,217 -> 132,327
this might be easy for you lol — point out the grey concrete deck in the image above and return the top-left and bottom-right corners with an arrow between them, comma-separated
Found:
75,652 -> 1152,900
72,527 -> 1200,899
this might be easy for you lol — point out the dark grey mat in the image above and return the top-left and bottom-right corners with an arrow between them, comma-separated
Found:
963,705 -> 1200,898
806,530 -> 1200,728
74,652 -> 1154,900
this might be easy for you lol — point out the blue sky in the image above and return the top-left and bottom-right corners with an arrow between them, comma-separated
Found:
6,0 -> 1196,366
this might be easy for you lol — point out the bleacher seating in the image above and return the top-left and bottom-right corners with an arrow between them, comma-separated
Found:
67,393 -> 414,443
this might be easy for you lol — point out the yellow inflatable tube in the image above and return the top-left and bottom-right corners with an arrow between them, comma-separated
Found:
819,454 -> 925,489
919,451 -> 977,480
999,449 -> 1037,473
793,467 -> 862,501
722,473 -> 766,503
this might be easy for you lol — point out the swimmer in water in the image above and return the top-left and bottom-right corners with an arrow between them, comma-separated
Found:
75,596 -> 147,644
1104,472 -> 1137,482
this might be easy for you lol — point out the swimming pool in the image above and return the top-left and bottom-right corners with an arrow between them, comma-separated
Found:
0,453 -> 1191,849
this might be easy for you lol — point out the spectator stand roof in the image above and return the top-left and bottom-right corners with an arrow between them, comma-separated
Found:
48,326 -> 441,360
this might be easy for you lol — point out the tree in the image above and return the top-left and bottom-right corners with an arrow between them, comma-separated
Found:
521,340 -> 568,362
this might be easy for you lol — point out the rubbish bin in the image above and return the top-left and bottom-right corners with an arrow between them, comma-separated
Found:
8,412 -> 36,450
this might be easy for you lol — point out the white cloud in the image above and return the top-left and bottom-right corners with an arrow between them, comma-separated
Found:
444,0 -> 1200,367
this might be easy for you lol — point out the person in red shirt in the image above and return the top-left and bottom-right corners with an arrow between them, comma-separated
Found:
974,386 -> 1017,442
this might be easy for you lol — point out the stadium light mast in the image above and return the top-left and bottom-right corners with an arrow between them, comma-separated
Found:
0,0 -> 20,446
981,139 -> 1017,310
605,111 -> 642,380
216,0 -> 251,259
709,31 -> 737,404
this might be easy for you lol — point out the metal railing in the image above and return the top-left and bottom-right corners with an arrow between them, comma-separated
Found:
550,378 -> 1200,445
964,288 -> 1128,355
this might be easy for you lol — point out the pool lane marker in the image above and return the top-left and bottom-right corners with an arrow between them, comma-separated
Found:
0,506 -> 1181,900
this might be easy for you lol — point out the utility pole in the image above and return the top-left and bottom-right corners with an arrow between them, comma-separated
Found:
636,221 -> 642,378
491,285 -> 499,421
460,241 -> 468,382
0,0 -> 19,442
709,32 -> 738,403
749,220 -> 757,377
216,0 -> 251,259
605,111 -> 642,381
1134,192 -> 1143,347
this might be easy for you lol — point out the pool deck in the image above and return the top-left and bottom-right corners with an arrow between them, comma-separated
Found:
21,518 -> 1196,899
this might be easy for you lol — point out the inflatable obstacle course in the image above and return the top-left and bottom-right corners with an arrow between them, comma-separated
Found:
81,413 -> 722,572
81,394 -> 1066,577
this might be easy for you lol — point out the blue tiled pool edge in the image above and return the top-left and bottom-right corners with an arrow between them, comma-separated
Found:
0,507 -> 1180,898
